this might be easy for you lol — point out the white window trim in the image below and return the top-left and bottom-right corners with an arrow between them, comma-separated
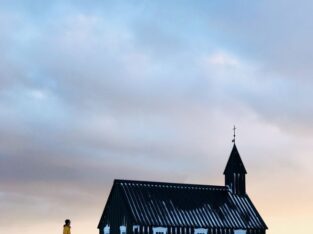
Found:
120,225 -> 127,234
153,227 -> 168,234
133,225 -> 140,232
104,225 -> 110,234
194,228 -> 208,234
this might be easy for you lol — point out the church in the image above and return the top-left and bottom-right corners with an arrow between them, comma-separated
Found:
97,143 -> 267,234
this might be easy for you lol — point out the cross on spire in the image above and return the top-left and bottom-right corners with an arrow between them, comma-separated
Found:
232,125 -> 236,143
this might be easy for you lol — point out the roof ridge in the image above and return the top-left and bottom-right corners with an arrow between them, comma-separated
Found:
114,179 -> 228,190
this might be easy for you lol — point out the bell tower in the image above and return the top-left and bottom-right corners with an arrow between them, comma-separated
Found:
224,143 -> 247,195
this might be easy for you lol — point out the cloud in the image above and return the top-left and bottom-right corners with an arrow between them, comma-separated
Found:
206,52 -> 240,67
1,1 -> 313,234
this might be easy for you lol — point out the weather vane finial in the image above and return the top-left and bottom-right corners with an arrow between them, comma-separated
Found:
232,125 -> 236,143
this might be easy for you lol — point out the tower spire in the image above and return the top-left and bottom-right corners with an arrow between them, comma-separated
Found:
224,142 -> 247,195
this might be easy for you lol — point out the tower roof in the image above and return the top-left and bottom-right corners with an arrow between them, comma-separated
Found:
223,144 -> 247,174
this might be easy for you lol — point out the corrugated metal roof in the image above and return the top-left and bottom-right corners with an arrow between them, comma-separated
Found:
116,180 -> 267,229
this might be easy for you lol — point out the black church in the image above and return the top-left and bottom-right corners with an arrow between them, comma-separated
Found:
98,144 -> 267,234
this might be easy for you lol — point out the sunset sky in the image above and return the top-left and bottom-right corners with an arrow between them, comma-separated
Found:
1,1 -> 313,234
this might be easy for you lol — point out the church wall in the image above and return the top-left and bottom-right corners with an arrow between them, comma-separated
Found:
98,185 -> 134,234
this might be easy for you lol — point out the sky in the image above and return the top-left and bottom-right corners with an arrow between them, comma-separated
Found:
0,1 -> 313,234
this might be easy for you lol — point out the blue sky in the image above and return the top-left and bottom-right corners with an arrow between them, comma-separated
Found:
1,1 -> 313,234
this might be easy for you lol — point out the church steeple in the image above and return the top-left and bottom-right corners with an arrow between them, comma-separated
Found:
224,143 -> 247,195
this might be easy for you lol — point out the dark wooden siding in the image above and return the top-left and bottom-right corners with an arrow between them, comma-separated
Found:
98,184 -> 134,234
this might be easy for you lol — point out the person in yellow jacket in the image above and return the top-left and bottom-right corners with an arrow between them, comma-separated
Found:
63,219 -> 71,234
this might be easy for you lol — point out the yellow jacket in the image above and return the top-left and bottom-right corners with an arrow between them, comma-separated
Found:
63,225 -> 71,234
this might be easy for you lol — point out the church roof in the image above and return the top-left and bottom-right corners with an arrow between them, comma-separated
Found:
223,144 -> 247,174
101,179 -> 267,229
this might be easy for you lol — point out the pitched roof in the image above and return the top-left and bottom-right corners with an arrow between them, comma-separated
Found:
224,144 -> 247,174
115,179 -> 267,229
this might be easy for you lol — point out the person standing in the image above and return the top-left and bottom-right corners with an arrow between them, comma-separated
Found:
63,219 -> 71,234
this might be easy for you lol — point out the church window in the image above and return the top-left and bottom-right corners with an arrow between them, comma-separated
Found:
153,227 -> 167,234
234,230 -> 246,234
120,225 -> 126,234
104,225 -> 110,234
194,228 -> 208,234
